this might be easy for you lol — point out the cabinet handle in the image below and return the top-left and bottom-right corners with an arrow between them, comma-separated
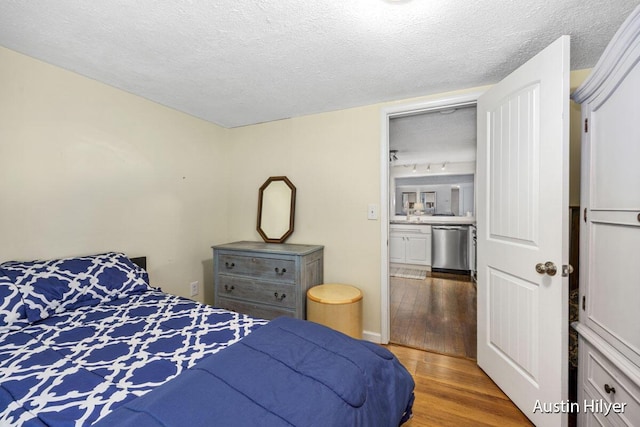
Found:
274,292 -> 286,301
274,267 -> 287,275
225,262 -> 235,269
224,285 -> 235,293
604,384 -> 616,394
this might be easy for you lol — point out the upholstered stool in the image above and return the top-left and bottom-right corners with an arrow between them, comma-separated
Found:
306,284 -> 363,339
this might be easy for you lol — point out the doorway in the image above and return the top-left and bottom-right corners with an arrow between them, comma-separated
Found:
379,91 -> 484,354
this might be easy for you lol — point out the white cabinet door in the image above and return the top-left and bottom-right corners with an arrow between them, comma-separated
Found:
573,32 -> 640,367
389,234 -> 406,264
476,36 -> 569,427
389,230 -> 431,266
406,235 -> 431,265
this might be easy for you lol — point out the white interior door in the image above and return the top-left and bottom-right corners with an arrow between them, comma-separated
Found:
476,36 -> 570,427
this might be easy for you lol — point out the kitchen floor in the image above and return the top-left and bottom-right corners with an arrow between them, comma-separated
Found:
390,273 -> 477,359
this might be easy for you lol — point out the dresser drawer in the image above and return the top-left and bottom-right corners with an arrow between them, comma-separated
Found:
213,242 -> 324,320
217,275 -> 296,309
583,343 -> 640,426
579,386 -> 627,427
219,253 -> 296,283
217,297 -> 294,321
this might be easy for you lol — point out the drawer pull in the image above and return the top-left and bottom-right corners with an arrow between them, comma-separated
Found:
225,262 -> 235,269
224,285 -> 235,293
274,267 -> 287,275
604,384 -> 616,394
274,292 -> 286,301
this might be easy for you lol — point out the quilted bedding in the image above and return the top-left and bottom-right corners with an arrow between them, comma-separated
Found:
0,290 -> 267,426
0,252 -> 415,426
95,317 -> 415,427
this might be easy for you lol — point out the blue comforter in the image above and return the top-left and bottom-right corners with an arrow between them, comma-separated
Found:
94,317 -> 415,427
0,291 -> 267,426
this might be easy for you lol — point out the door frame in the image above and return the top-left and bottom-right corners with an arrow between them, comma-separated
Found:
379,89 -> 485,343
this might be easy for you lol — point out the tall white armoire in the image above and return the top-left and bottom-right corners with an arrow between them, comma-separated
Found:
571,5 -> 640,426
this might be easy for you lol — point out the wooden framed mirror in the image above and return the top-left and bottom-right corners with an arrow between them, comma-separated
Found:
257,176 -> 296,243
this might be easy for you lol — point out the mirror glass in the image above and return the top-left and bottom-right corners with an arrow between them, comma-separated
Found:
394,174 -> 474,216
257,176 -> 296,243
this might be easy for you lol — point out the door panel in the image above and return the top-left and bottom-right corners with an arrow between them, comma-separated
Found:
488,269 -> 539,381
477,36 -> 570,427
489,83 -> 539,245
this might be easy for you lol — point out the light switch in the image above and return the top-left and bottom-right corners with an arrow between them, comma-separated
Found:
367,204 -> 379,220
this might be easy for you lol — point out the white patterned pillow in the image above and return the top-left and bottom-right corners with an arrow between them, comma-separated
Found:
0,274 -> 28,331
0,252 -> 151,323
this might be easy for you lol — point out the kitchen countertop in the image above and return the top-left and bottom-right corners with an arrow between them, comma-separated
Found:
391,216 -> 476,225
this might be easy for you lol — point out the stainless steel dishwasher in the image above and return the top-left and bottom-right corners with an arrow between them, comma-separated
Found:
431,225 -> 469,272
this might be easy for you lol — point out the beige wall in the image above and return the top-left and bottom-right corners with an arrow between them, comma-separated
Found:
227,107 -> 384,335
0,46 -> 230,302
226,88 -> 488,337
0,45 -> 591,339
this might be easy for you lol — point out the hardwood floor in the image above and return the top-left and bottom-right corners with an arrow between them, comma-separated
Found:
390,275 -> 476,359
385,344 -> 534,426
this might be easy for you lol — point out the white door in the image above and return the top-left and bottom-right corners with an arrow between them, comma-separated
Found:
476,36 -> 570,427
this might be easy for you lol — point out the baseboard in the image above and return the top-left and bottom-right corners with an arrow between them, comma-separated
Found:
362,330 -> 383,344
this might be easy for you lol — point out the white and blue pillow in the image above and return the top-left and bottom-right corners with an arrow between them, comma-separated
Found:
0,252 -> 150,323
0,274 -> 28,331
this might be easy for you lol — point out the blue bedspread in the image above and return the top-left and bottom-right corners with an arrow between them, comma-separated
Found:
0,291 -> 267,426
95,317 -> 415,427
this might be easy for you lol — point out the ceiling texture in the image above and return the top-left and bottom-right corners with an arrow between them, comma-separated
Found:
389,105 -> 477,166
0,0 -> 638,129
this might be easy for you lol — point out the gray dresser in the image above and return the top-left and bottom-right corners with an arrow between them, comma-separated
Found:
212,241 -> 324,320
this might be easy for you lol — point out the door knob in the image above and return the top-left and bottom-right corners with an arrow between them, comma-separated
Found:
535,261 -> 557,276
562,264 -> 574,277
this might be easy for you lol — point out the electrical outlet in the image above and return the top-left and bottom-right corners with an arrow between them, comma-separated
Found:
189,281 -> 199,297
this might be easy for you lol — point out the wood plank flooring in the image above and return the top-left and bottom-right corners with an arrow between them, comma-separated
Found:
390,275 -> 477,359
385,344 -> 534,426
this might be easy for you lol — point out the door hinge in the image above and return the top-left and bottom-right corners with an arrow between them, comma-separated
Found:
584,118 -> 589,133
582,295 -> 586,311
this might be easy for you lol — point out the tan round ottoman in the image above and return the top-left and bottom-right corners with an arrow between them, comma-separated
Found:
306,284 -> 363,339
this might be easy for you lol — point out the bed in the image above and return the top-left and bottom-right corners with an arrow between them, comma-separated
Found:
0,252 -> 415,426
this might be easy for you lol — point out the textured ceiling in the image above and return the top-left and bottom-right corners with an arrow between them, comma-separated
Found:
0,0 -> 638,128
390,106 -> 477,165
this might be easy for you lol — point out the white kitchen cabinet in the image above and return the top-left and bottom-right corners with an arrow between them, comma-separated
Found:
389,225 -> 431,266
572,5 -> 640,425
